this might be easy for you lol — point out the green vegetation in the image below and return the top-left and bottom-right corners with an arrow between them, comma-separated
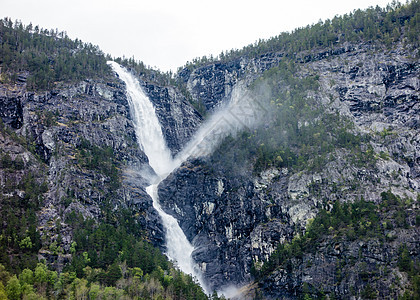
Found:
0,169 -> 45,274
76,138 -> 120,190
210,59 -> 374,176
60,209 -> 209,299
0,17 -> 177,94
114,56 -> 175,87
0,18 -> 111,90
252,191 -> 419,299
0,159 -> 209,299
35,110 -> 58,128
179,0 -> 419,71
0,123 -> 46,274
252,198 -> 382,279
62,200 -> 210,299
1,120 -> 209,299
0,260 -> 209,299
1,1 -> 418,299
398,244 -> 420,299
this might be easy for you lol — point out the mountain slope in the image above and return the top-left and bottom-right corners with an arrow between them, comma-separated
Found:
0,1 -> 419,299
160,1 -> 419,297
0,18 -> 208,299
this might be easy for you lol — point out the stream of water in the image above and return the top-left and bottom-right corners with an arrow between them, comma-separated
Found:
108,61 -> 208,292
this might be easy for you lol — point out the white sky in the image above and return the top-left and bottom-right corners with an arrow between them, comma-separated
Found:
2,0 -> 394,72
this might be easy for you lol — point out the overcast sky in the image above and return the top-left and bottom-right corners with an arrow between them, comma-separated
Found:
2,0 -> 394,72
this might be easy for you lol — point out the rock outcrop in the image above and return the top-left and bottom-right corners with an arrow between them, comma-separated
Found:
141,81 -> 203,155
177,53 -> 283,111
157,42 -> 419,296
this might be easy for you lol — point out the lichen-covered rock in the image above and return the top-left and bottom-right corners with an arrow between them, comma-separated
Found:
159,160 -> 294,291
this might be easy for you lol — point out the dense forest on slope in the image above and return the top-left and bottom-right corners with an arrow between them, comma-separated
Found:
0,0 -> 419,299
0,18 -> 110,90
0,18 -> 173,91
0,121 -> 210,299
179,0 -> 419,71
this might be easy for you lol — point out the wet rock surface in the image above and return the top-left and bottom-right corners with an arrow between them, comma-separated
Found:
141,81 -> 203,155
178,53 -> 284,111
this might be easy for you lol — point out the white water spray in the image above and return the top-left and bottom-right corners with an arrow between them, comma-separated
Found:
108,62 -> 174,177
108,62 -> 265,295
174,83 -> 264,164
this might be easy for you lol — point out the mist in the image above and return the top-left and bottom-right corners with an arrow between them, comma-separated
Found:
175,82 -> 269,165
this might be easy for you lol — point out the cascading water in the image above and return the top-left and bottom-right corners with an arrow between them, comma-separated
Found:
108,62 -> 208,293
109,61 -> 264,296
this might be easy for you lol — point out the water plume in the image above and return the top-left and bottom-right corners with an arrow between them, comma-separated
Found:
174,82 -> 267,165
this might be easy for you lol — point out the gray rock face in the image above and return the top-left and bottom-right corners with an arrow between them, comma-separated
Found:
0,70 -> 204,266
310,43 -> 419,195
18,79 -> 168,261
159,161 -> 295,291
178,53 -> 283,111
0,86 -> 24,129
1,39 -> 418,298
258,226 -> 420,300
156,42 -> 419,295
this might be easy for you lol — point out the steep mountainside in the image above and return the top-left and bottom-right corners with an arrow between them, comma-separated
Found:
158,2 -> 420,297
161,41 -> 419,298
0,1 -> 419,299
0,19 -> 207,298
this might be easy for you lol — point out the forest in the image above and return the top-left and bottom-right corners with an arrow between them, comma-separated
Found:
180,0 -> 419,71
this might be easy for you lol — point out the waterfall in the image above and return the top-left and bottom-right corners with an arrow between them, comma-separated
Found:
108,62 -> 208,293
109,61 -> 264,296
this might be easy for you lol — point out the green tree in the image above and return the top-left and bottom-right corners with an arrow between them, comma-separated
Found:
398,244 -> 412,273
6,275 -> 21,300
34,263 -> 48,284
0,264 -> 10,286
19,237 -> 33,250
89,283 -> 100,300
105,263 -> 122,286
0,282 -> 7,300
19,268 -> 34,285
73,278 -> 88,300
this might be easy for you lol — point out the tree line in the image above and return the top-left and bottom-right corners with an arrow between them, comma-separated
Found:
179,0 -> 419,72
0,18 -> 110,90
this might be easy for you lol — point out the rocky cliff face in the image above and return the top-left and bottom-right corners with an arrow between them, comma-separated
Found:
178,53 -> 283,111
159,162 -> 295,291
157,42 -> 419,296
1,33 -> 418,300
256,223 -> 419,299
0,68 -> 203,270
140,80 -> 203,155
0,86 -> 23,129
